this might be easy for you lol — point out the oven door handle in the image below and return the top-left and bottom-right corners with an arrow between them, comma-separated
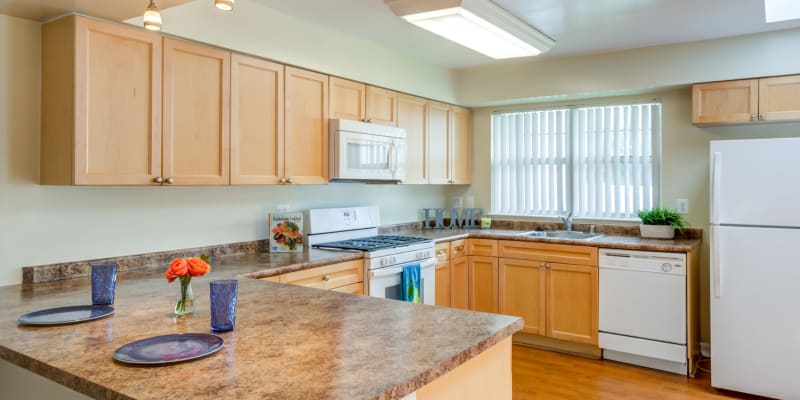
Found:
370,260 -> 436,278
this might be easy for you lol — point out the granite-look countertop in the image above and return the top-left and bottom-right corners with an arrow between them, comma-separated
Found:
390,228 -> 702,253
0,255 -> 523,400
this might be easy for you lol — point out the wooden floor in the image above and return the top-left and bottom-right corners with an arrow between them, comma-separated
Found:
512,345 -> 768,400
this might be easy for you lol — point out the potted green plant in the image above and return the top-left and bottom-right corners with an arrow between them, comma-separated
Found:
637,207 -> 686,239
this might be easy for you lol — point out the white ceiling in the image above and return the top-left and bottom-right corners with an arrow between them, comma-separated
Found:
0,0 -> 191,22
250,0 -> 800,68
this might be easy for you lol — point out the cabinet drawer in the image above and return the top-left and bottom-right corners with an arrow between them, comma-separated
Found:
451,240 -> 466,258
435,242 -> 450,262
468,239 -> 497,257
498,241 -> 598,267
280,260 -> 364,289
331,282 -> 364,295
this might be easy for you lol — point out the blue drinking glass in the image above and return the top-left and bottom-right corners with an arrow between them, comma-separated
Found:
210,280 -> 239,333
91,262 -> 118,305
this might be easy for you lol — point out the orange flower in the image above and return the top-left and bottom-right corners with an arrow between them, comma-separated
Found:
186,257 -> 211,277
164,258 -> 188,282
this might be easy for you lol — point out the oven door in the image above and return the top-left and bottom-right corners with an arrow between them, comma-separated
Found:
332,130 -> 405,181
368,258 -> 435,305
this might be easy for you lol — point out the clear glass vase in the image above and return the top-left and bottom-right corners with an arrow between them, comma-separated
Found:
174,276 -> 196,316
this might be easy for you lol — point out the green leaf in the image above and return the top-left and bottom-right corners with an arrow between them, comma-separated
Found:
637,207 -> 686,232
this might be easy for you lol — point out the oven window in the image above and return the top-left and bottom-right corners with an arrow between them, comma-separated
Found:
384,278 -> 425,303
347,142 -> 389,170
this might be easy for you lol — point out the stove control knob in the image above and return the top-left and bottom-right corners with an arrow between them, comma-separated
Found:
661,263 -> 673,272
381,259 -> 387,266
392,256 -> 397,264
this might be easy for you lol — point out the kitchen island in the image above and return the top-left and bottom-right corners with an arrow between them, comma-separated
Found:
0,253 -> 522,400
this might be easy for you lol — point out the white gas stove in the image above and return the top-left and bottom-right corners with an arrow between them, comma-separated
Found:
306,206 -> 436,304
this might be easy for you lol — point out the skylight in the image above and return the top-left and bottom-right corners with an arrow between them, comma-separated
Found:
765,0 -> 800,23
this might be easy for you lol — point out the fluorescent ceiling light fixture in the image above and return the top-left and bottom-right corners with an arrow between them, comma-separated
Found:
215,0 -> 235,11
765,0 -> 800,22
385,0 -> 554,59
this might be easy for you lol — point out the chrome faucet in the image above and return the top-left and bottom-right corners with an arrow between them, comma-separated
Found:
560,212 -> 574,231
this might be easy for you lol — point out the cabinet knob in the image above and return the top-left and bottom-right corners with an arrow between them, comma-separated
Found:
539,262 -> 546,268
451,179 -> 456,184
286,177 -> 293,184
455,245 -> 464,251
165,177 -> 175,185
436,250 -> 445,256
322,274 -> 331,282
153,177 -> 163,184
751,114 -> 757,121
279,178 -> 287,184
759,114 -> 766,121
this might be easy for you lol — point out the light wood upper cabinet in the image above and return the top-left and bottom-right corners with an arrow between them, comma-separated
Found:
230,54 -> 284,185
692,75 -> 800,125
163,38 -> 230,185
42,16 -> 162,185
366,85 -> 398,126
692,80 -> 758,124
329,77 -> 366,121
451,106 -> 472,184
546,262 -> 598,345
499,258 -> 545,335
759,75 -> 800,122
397,94 -> 428,184
427,101 -> 451,185
450,256 -> 470,310
469,256 -> 499,313
285,66 -> 329,184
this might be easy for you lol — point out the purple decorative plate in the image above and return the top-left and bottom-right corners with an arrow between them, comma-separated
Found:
18,305 -> 114,326
113,333 -> 224,365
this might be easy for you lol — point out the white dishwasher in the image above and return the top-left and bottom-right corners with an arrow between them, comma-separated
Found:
599,248 -> 687,375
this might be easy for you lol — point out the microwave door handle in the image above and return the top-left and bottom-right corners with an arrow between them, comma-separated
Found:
388,143 -> 397,176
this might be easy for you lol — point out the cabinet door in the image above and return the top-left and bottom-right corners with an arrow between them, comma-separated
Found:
397,94 -> 428,184
230,54 -> 284,184
450,106 -> 472,184
285,66 -> 329,184
469,256 -> 499,313
329,77 -> 366,121
427,101 -> 451,184
435,260 -> 451,307
366,85 -> 398,126
467,239 -> 497,257
758,75 -> 800,122
450,256 -> 469,310
163,38 -> 230,185
73,17 -> 162,185
499,258 -> 545,335
546,263 -> 598,345
692,80 -> 758,124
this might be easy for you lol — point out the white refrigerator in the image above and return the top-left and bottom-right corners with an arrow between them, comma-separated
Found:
710,138 -> 800,399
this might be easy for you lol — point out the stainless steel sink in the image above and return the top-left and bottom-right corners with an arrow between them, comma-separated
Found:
518,230 -> 604,241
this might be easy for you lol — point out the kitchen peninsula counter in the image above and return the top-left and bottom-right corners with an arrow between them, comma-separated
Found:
0,252 -> 522,400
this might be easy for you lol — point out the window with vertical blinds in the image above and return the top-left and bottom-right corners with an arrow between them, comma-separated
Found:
491,103 -> 661,220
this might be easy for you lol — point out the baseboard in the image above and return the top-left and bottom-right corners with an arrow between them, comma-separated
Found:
700,342 -> 711,357
513,332 -> 601,359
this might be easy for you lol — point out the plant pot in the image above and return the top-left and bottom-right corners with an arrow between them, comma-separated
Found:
639,224 -> 675,239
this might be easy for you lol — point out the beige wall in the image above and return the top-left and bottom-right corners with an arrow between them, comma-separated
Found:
127,0 -> 458,104
457,87 -> 800,343
457,27 -> 800,107
0,14 -> 455,286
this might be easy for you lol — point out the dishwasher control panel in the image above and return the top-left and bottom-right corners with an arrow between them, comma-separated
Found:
599,249 -> 686,275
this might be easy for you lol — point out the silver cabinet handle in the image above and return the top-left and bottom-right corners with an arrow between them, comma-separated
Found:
286,177 -> 293,184
751,115 -> 757,121
279,178 -> 286,184
165,177 -> 175,185
153,177 -> 163,184
760,114 -> 766,121
322,274 -> 331,282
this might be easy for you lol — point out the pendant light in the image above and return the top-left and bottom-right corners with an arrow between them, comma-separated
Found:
215,0 -> 235,11
143,0 -> 162,31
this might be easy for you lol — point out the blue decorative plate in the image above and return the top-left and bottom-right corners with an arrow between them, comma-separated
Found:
113,333 -> 224,365
17,305 -> 115,326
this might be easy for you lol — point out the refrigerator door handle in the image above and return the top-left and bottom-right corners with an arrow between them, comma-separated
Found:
711,225 -> 722,298
711,152 -> 722,225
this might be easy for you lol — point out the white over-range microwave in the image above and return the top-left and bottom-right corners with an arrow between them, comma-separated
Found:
329,119 -> 406,182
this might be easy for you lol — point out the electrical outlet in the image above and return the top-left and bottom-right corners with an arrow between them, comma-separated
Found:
676,198 -> 689,214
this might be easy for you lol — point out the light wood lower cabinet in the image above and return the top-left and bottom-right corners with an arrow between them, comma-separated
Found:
469,256 -> 499,313
262,260 -> 364,294
499,258 -> 545,335
546,263 -> 598,345
450,256 -> 470,310
435,261 -> 451,307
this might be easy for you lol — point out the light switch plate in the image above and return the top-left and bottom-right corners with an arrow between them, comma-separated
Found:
676,198 -> 689,214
